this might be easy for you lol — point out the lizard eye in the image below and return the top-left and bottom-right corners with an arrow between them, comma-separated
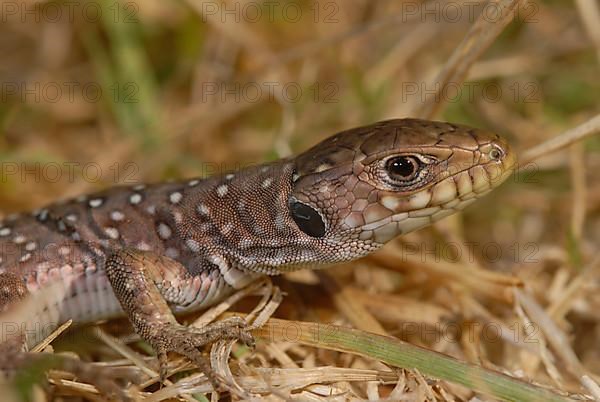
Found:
385,156 -> 421,181
289,200 -> 326,238
489,145 -> 503,161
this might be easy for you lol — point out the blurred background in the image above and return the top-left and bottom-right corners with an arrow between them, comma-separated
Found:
1,0 -> 599,399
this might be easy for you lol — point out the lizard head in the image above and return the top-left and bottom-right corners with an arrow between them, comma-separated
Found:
288,118 -> 516,254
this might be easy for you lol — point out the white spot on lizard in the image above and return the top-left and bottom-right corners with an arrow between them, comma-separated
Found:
157,223 -> 172,239
185,239 -> 201,252
104,227 -> 120,239
261,178 -> 272,188
169,192 -> 183,204
129,193 -> 143,205
89,198 -> 103,208
216,184 -> 228,197
110,210 -> 125,221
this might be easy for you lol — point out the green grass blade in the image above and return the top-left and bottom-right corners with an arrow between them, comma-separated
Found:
253,318 -> 572,402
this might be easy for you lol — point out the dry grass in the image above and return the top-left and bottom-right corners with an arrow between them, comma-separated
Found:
0,0 -> 599,400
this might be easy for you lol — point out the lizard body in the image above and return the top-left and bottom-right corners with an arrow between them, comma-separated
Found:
0,118 -> 516,388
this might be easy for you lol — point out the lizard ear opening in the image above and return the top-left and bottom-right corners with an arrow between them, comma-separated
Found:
289,200 -> 326,238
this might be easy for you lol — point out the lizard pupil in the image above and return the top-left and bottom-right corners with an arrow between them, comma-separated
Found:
289,201 -> 326,238
386,156 -> 419,180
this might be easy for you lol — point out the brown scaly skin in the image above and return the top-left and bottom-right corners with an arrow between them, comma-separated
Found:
0,118 -> 516,394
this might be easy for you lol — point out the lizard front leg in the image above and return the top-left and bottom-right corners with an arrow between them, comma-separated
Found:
104,249 -> 254,388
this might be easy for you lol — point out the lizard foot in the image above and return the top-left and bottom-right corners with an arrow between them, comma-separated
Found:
105,250 -> 254,391
145,316 -> 254,390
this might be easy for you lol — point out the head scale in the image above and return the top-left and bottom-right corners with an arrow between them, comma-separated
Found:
288,118 -> 516,254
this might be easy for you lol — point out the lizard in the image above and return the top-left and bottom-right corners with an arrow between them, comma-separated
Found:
0,118 -> 516,393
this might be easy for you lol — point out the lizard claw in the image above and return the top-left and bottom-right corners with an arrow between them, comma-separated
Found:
208,316 -> 255,349
147,317 -> 255,390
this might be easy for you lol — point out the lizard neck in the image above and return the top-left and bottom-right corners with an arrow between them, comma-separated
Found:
175,161 -> 377,276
